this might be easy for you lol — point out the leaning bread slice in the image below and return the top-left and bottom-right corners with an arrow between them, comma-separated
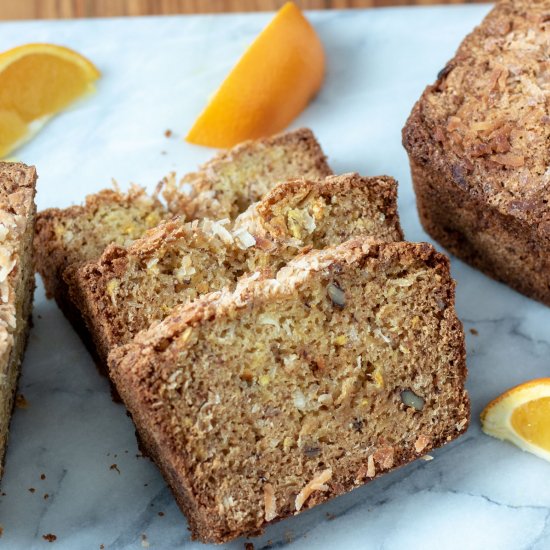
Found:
67,174 -> 403,363
108,238 -> 469,543
163,127 -> 332,220
0,162 -> 37,478
234,172 -> 400,246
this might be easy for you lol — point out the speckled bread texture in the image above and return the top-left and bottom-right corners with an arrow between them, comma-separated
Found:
35,129 -> 331,357
403,0 -> 550,305
234,172 -> 402,245
163,128 -> 332,220
34,187 -> 168,359
0,162 -> 37,478
108,238 -> 469,543
67,173 -> 403,364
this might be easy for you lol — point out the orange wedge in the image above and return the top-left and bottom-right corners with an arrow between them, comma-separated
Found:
481,378 -> 550,463
186,2 -> 325,148
0,43 -> 100,158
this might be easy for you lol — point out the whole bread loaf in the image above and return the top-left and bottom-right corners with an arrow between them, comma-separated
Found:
108,238 -> 469,543
403,0 -> 550,305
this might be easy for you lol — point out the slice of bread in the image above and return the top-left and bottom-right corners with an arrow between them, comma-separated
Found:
35,186 -> 167,301
67,174 -> 403,363
34,186 -> 167,359
108,238 -> 469,543
234,173 -> 401,246
0,162 -> 37,478
163,128 -> 332,220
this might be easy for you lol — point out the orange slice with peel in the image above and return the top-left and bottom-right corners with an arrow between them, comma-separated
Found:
0,43 -> 100,158
481,378 -> 550,463
186,2 -> 325,148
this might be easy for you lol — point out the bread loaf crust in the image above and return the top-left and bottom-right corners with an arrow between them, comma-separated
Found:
403,0 -> 550,304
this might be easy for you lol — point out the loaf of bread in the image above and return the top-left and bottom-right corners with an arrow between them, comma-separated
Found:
0,162 -> 37,478
67,174 -> 403,363
403,0 -> 550,305
108,238 -> 469,543
163,128 -> 332,220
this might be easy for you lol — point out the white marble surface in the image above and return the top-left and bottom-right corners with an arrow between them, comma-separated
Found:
0,4 -> 549,549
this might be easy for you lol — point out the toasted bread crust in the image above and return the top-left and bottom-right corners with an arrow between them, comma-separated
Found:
402,0 -> 550,304
67,174 -> 403,366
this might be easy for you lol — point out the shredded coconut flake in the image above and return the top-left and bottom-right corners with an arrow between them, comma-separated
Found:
232,227 -> 256,249
295,468 -> 332,511
366,455 -> 376,478
174,255 -> 196,281
263,483 -> 277,521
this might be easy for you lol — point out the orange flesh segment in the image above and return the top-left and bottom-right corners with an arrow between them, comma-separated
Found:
511,396 -> 550,451
186,2 -> 325,148
0,54 -> 92,122
0,44 -> 99,158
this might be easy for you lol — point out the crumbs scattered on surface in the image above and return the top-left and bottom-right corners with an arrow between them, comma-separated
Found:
110,464 -> 120,474
42,533 -> 57,542
40,473 -> 46,480
15,394 -> 28,409
28,487 -> 35,493
158,511 -> 164,517
326,512 -> 336,521
470,328 -> 479,336
0,525 -> 3,537
141,533 -> 150,548
245,543 -> 254,550
44,494 -> 49,500
100,545 -> 104,549
164,129 -> 173,138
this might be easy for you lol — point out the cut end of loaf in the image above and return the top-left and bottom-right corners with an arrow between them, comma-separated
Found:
109,238 -> 469,543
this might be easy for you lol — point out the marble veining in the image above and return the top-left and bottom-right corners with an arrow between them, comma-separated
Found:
0,4 -> 549,549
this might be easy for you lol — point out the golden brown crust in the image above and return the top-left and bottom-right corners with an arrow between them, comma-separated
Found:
109,239 -> 469,543
402,0 -> 550,303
